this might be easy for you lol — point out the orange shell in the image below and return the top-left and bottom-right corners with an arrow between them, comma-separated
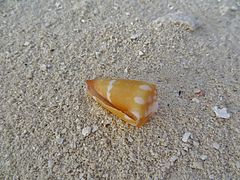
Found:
86,79 -> 158,127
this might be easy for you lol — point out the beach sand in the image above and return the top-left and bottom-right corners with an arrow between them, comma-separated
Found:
0,0 -> 240,179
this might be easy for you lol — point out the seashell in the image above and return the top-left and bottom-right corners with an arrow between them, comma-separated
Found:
86,79 -> 158,127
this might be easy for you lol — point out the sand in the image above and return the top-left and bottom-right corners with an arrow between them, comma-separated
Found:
0,0 -> 240,179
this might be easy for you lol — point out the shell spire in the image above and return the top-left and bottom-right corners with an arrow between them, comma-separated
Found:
86,79 -> 158,127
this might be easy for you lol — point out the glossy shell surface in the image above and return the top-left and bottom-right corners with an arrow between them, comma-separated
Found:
86,79 -> 158,127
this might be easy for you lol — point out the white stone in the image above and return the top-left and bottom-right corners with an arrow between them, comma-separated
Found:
194,88 -> 201,94
23,41 -> 30,46
26,71 -> 33,79
193,141 -> 199,147
56,137 -> 64,144
182,132 -> 192,142
152,11 -> 200,31
230,6 -> 238,11
168,4 -> 174,10
209,175 -> 214,180
40,64 -> 47,71
170,155 -> 178,163
219,5 -> 230,15
82,126 -> 92,137
212,106 -> 230,119
130,33 -> 141,40
77,125 -> 81,130
212,142 -> 220,150
92,125 -> 98,133
55,2 -> 62,9
126,136 -> 134,143
48,159 -> 54,169
46,64 -> 52,69
236,161 -> 240,169
125,12 -> 130,16
200,155 -> 208,161
191,161 -> 203,170
192,98 -> 200,103
138,50 -> 144,56
182,144 -> 189,151
124,67 -> 128,73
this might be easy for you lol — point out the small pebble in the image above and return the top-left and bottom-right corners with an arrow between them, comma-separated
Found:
230,6 -> 238,11
191,161 -> 203,170
160,138 -> 168,147
130,33 -> 141,40
212,142 -> 220,150
23,41 -> 30,46
168,4 -> 174,10
102,173 -> 109,178
152,11 -> 200,31
200,155 -> 208,161
125,12 -> 130,16
26,71 -> 33,79
77,125 -> 81,130
236,161 -> 240,169
48,159 -> 54,169
46,64 -> 52,69
193,141 -> 199,147
73,29 -> 80,32
55,2 -> 62,9
212,106 -> 231,119
61,128 -> 67,134
209,175 -> 214,180
79,173 -> 85,179
124,67 -> 129,73
95,51 -> 101,58
126,136 -> 134,143
194,88 -> 201,94
92,125 -> 98,133
56,137 -> 64,144
194,89 -> 205,96
138,50 -> 144,56
219,5 -> 230,15
113,6 -> 118,10
182,144 -> 189,151
170,155 -> 178,163
82,126 -> 92,137
182,132 -> 192,142
192,98 -> 200,103
40,64 -> 47,71
102,119 -> 111,126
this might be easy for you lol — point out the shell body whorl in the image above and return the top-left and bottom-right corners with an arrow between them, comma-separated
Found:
86,79 -> 158,127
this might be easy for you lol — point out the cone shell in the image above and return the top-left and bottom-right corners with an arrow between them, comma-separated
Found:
86,79 -> 158,127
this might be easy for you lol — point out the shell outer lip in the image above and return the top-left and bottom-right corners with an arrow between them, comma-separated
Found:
86,80 -> 136,120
